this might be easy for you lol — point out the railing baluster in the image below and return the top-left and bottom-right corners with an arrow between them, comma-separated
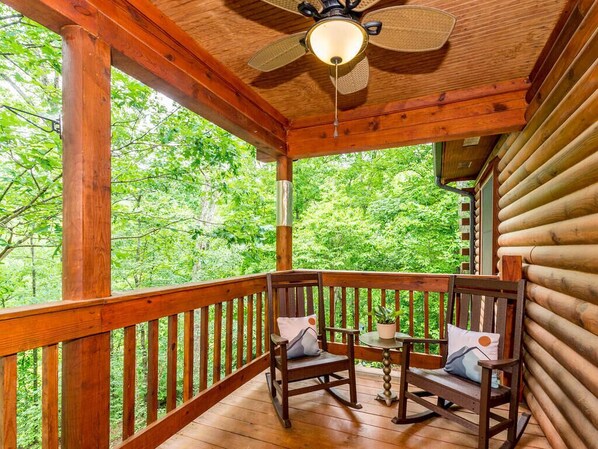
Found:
213,304 -> 223,383
256,292 -> 263,357
0,354 -> 16,449
341,287 -> 347,343
225,300 -> 234,376
42,345 -> 58,449
147,319 -> 159,424
247,294 -> 254,362
199,307 -> 208,391
237,297 -> 245,368
264,292 -> 270,352
167,315 -> 178,412
367,288 -> 373,332
409,291 -> 414,336
354,288 -> 360,336
424,291 -> 430,353
329,286 -> 336,341
439,292 -> 445,339
394,290 -> 400,332
381,288 -> 386,308
183,311 -> 194,401
123,325 -> 136,438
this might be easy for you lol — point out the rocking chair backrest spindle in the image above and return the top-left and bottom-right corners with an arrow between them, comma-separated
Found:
266,271 -> 327,350
444,276 -> 526,365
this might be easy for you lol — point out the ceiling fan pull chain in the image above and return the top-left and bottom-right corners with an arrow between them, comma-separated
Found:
334,61 -> 339,139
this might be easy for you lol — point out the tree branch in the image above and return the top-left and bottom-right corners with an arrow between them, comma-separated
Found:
113,106 -> 182,153
0,73 -> 33,105
0,233 -> 31,261
111,217 -> 193,241
0,182 -> 61,226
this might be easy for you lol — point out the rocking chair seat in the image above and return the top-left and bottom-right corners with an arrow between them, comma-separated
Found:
275,352 -> 349,382
408,368 -> 511,413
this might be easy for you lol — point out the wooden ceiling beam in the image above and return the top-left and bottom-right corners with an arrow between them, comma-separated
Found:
4,0 -> 287,158
286,80 -> 529,159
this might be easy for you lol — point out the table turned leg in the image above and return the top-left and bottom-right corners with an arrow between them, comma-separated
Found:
376,348 -> 398,406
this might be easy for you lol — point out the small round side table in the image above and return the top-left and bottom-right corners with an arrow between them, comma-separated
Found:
360,331 -> 410,406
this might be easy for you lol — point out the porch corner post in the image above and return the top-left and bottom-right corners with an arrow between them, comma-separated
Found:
499,255 -> 523,282
61,25 -> 112,449
499,255 -> 523,387
276,155 -> 293,271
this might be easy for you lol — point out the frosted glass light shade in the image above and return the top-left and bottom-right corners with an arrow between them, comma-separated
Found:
306,18 -> 367,65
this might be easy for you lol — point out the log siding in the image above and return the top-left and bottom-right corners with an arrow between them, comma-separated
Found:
482,3 -> 598,447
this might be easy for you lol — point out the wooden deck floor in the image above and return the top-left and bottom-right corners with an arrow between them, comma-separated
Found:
159,368 -> 550,449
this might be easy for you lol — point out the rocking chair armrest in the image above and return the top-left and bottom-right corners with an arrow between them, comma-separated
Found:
478,358 -> 518,370
325,327 -> 360,335
270,333 -> 288,346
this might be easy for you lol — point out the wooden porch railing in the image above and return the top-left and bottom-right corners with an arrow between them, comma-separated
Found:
0,270 -> 470,448
0,274 -> 269,449
320,270 -> 453,368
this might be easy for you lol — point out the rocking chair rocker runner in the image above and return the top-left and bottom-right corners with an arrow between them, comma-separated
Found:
266,271 -> 362,427
394,275 -> 530,449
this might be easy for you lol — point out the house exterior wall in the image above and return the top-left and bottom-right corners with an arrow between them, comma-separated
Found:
475,6 -> 598,446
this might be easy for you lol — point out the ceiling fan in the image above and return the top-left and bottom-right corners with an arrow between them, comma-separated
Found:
248,0 -> 457,96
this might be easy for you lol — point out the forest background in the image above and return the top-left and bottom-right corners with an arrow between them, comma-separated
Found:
0,5 -> 463,447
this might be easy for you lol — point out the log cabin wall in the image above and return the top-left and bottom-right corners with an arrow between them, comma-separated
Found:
480,2 -> 598,447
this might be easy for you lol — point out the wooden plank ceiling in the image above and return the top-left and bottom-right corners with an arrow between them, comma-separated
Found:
441,135 -> 500,183
150,0 -> 567,123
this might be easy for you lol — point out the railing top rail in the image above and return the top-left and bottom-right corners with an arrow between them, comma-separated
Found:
0,272 -> 269,322
0,270 -> 499,356
310,270 -> 496,292
0,272 -> 268,356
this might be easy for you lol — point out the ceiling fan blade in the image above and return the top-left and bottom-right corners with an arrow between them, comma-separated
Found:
329,55 -> 369,95
260,0 -> 321,15
249,32 -> 307,72
363,6 -> 456,52
339,0 -> 383,12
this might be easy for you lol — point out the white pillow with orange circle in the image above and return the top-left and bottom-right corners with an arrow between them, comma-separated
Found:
445,324 -> 500,387
277,314 -> 318,339
277,314 -> 320,359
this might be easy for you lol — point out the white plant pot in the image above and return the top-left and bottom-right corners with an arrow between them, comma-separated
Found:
377,323 -> 396,339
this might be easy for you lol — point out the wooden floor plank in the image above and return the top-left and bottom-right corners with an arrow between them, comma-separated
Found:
159,369 -> 550,449
210,398 -> 468,449
239,375 -> 548,449
176,421 -> 283,449
157,433 -> 224,449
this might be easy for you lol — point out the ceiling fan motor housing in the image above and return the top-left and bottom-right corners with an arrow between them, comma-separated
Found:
299,0 -> 361,20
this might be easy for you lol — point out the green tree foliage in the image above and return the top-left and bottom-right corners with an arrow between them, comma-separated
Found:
0,7 -> 62,307
293,149 -> 461,273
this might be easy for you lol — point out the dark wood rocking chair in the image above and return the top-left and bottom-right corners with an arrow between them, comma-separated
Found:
266,271 -> 362,427
394,275 -> 530,449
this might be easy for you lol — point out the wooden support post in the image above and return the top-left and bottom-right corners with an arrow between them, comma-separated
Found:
276,156 -> 293,271
61,25 -> 112,449
500,255 -> 523,281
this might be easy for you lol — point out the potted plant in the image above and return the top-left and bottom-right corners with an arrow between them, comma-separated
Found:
369,305 -> 402,339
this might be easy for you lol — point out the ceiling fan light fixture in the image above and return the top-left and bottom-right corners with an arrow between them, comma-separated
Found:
306,18 -> 368,65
